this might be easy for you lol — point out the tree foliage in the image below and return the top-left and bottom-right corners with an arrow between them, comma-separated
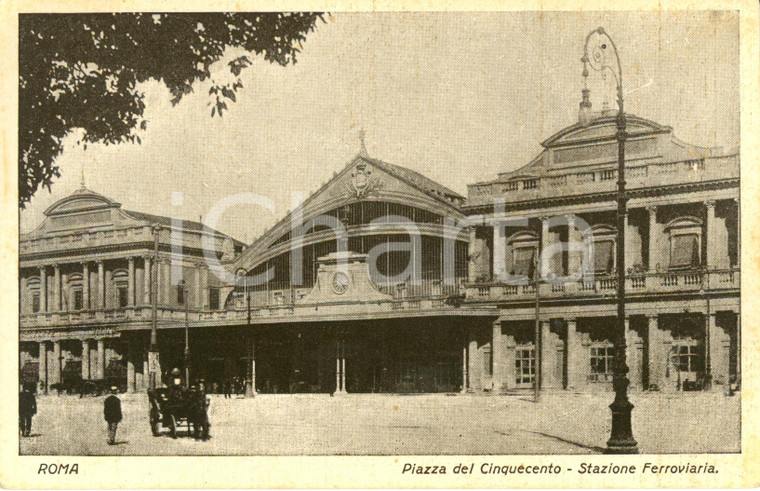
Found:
19,12 -> 325,208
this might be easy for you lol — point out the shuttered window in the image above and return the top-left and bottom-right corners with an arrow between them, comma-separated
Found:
512,247 -> 536,277
671,234 -> 700,268
594,240 -> 615,274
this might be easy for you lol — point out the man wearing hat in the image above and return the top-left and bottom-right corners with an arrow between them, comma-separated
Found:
103,386 -> 122,445
19,383 -> 37,437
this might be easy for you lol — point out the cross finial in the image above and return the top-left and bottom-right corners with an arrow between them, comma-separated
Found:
359,128 -> 368,157
80,163 -> 86,189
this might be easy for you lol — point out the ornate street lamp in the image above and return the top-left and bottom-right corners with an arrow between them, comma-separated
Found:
180,279 -> 191,388
582,27 -> 639,454
148,224 -> 162,390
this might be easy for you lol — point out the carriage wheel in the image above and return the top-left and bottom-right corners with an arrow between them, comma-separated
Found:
150,410 -> 161,436
168,414 -> 177,439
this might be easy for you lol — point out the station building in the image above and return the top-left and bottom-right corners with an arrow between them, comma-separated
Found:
19,106 -> 740,396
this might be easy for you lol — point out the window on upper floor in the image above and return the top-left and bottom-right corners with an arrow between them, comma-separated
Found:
31,292 -> 40,313
670,233 -> 700,269
112,270 -> 129,308
73,290 -> 83,311
593,239 -> 615,274
209,287 -> 220,311
512,246 -> 536,277
177,285 -> 185,305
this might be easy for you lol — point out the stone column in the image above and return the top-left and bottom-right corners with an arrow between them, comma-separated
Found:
143,256 -> 151,305
247,336 -> 258,397
51,340 -> 61,385
128,257 -> 136,306
735,198 -> 740,268
540,217 -> 550,278
709,313 -> 730,387
53,264 -> 61,312
705,200 -> 717,268
126,341 -> 135,392
82,262 -> 90,310
493,226 -> 506,282
142,352 -> 150,390
567,216 -> 582,278
540,320 -> 559,389
333,335 -> 347,395
81,339 -> 90,380
467,336 -> 480,392
195,264 -> 202,309
97,261 -> 105,309
39,266 -> 48,312
566,319 -> 583,390
38,341 -> 47,392
492,320 -> 505,393
647,206 -> 659,271
200,266 -> 209,309
503,330 -> 516,391
625,318 -> 643,390
161,259 -> 171,306
646,315 -> 663,389
96,339 -> 105,380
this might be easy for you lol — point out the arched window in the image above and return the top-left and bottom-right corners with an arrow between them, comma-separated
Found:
26,277 -> 40,313
112,270 -> 129,308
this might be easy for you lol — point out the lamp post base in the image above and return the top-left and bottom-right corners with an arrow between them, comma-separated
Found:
148,349 -> 161,390
605,399 -> 639,454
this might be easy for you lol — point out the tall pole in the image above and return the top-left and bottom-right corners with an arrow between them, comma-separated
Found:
533,251 -> 541,403
182,280 -> 190,388
148,224 -> 162,390
582,27 -> 638,454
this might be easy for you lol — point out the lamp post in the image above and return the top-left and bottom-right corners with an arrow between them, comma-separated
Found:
582,27 -> 639,454
180,279 -> 191,388
148,224 -> 162,390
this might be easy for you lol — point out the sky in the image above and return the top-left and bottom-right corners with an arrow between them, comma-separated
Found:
19,11 -> 740,243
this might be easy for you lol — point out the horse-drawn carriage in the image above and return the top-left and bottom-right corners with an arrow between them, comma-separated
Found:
148,386 -> 210,440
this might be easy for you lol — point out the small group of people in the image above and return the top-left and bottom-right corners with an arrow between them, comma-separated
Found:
19,382 -> 122,445
222,376 -> 246,398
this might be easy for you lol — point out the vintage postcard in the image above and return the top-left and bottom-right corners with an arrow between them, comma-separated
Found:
0,0 -> 758,488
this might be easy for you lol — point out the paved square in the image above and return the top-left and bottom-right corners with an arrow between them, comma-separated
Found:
19,392 -> 740,455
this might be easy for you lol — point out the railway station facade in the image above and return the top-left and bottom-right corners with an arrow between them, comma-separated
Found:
19,107 -> 740,395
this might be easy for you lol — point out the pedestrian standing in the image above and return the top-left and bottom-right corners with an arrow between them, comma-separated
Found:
103,386 -> 122,445
19,383 -> 37,437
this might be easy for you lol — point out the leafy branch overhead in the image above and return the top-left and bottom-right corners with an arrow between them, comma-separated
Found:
19,12 -> 325,208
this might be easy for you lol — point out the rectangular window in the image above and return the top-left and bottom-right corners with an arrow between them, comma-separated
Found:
671,234 -> 700,268
117,286 -> 128,308
512,246 -> 536,277
31,292 -> 40,313
589,346 -> 614,382
73,290 -> 83,311
177,286 -> 185,305
594,240 -> 615,274
672,344 -> 703,373
515,347 -> 536,387
209,287 -> 220,310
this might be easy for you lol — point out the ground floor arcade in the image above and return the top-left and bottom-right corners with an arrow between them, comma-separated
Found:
20,305 -> 740,395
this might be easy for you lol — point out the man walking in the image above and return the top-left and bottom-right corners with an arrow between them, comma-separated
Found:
19,383 -> 37,437
103,386 -> 122,445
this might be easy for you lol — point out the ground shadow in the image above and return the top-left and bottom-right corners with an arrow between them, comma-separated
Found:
525,431 -> 605,453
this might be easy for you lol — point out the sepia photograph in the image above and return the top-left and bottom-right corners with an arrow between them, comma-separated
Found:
6,4 -> 754,484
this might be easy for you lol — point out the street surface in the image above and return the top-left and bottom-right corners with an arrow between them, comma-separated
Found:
19,391 -> 740,455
